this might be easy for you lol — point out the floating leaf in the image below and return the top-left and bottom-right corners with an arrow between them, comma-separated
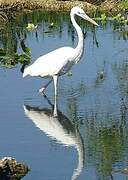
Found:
26,23 -> 37,31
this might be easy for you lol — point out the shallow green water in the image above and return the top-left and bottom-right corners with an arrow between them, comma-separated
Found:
0,10 -> 128,180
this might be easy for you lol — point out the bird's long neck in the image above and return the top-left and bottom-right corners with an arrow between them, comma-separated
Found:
71,12 -> 84,62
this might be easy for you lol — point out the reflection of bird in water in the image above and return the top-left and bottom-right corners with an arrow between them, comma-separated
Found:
23,95 -> 84,180
23,6 -> 98,103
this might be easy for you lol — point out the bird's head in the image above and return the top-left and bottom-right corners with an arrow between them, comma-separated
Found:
71,6 -> 99,26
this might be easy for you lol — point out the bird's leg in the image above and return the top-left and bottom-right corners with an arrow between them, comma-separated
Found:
53,75 -> 58,117
39,79 -> 52,93
43,93 -> 54,109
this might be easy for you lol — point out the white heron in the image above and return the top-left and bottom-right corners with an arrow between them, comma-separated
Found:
23,6 -> 98,99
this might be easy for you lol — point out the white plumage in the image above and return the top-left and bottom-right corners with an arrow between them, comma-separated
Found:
23,47 -> 75,77
23,6 -> 98,100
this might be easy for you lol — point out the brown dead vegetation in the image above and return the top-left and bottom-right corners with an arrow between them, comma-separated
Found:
0,0 -> 124,16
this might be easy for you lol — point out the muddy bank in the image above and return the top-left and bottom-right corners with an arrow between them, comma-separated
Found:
0,0 -> 125,13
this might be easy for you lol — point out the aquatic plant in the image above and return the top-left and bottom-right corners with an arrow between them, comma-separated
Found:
26,23 -> 37,31
94,12 -> 128,27
120,0 -> 128,9
0,40 -> 31,68
114,13 -> 128,24
101,13 -> 107,22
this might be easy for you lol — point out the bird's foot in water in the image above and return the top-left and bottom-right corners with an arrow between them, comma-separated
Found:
39,87 -> 45,94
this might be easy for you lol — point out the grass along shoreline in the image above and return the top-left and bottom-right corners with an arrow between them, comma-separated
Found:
0,0 -> 127,13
